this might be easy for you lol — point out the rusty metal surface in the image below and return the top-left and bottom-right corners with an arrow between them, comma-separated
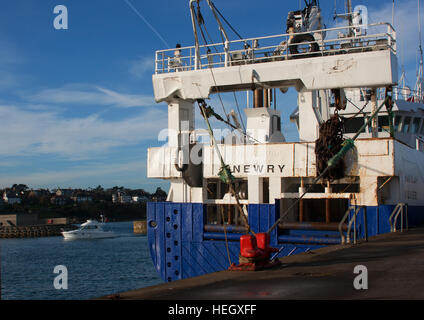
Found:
278,222 -> 348,232
204,224 -> 247,233
315,114 -> 345,181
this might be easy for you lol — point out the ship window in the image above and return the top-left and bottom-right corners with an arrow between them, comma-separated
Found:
378,116 -> 389,132
394,115 -> 402,132
83,225 -> 97,230
402,116 -> 412,133
411,118 -> 421,134
272,115 -> 281,133
207,180 -> 218,199
262,178 -> 269,204
344,117 -> 365,134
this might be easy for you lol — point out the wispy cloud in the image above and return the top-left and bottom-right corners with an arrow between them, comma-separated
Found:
129,56 -> 155,78
0,38 -> 23,66
0,105 -> 167,158
0,70 -> 20,89
0,38 -> 27,90
0,160 -> 147,188
96,87 -> 154,107
367,0 -> 423,64
326,0 -> 424,84
25,84 -> 155,108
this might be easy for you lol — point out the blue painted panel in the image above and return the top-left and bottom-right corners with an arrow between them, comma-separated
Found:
404,205 -> 424,227
277,235 -> 341,245
148,202 -> 208,282
181,203 -> 193,242
259,204 -> 270,233
164,203 -> 182,282
193,203 -> 205,242
147,203 -> 156,267
349,205 -> 424,240
147,202 -> 166,281
270,201 -> 280,247
365,206 -> 379,237
282,229 -> 341,238
248,204 -> 259,233
203,232 -> 242,241
148,201 -> 424,283
181,241 -> 240,278
378,205 -> 393,235
248,203 -> 279,247
181,242 -> 208,278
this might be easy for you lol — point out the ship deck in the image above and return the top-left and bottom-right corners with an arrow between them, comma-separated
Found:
101,226 -> 424,300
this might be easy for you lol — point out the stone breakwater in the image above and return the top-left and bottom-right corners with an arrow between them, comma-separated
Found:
0,224 -> 78,238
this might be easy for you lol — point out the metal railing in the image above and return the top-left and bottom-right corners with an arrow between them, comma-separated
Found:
339,205 -> 367,244
155,22 -> 396,74
389,203 -> 408,232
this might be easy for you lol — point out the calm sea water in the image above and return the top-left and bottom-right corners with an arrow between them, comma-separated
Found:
0,221 -> 162,300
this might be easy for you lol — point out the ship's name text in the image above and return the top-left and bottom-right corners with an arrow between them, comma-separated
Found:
231,164 -> 285,174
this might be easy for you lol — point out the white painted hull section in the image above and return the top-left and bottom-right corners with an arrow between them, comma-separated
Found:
148,138 -> 396,179
148,138 -> 424,207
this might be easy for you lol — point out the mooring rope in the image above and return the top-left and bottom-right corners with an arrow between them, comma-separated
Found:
219,205 -> 233,267
198,100 -> 255,236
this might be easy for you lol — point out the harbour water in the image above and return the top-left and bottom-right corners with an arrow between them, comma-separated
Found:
0,221 -> 162,300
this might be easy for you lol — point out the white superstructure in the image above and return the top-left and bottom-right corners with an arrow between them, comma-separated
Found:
148,0 -> 424,224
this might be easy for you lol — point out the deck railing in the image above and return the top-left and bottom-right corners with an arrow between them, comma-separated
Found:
339,205 -> 368,244
389,203 -> 409,232
155,22 -> 396,74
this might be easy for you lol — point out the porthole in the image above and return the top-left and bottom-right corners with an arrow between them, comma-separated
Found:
148,220 -> 157,228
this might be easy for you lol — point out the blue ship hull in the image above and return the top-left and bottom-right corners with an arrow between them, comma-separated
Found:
147,201 -> 424,282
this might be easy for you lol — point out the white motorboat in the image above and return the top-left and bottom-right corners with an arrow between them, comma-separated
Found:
62,220 -> 117,240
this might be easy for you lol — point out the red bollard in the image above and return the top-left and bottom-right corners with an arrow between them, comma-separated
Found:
229,233 -> 281,272
256,233 -> 279,259
240,235 -> 261,258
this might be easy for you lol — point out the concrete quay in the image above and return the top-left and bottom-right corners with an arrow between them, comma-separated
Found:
101,226 -> 424,300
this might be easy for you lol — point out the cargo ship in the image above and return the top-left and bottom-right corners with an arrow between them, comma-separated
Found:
146,0 -> 424,282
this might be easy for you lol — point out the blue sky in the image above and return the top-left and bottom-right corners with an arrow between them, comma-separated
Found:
0,0 -> 422,192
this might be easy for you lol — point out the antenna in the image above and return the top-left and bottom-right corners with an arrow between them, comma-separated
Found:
334,0 -> 337,19
392,0 -> 395,27
419,0 -> 423,50
415,0 -> 424,101
347,0 -> 353,25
